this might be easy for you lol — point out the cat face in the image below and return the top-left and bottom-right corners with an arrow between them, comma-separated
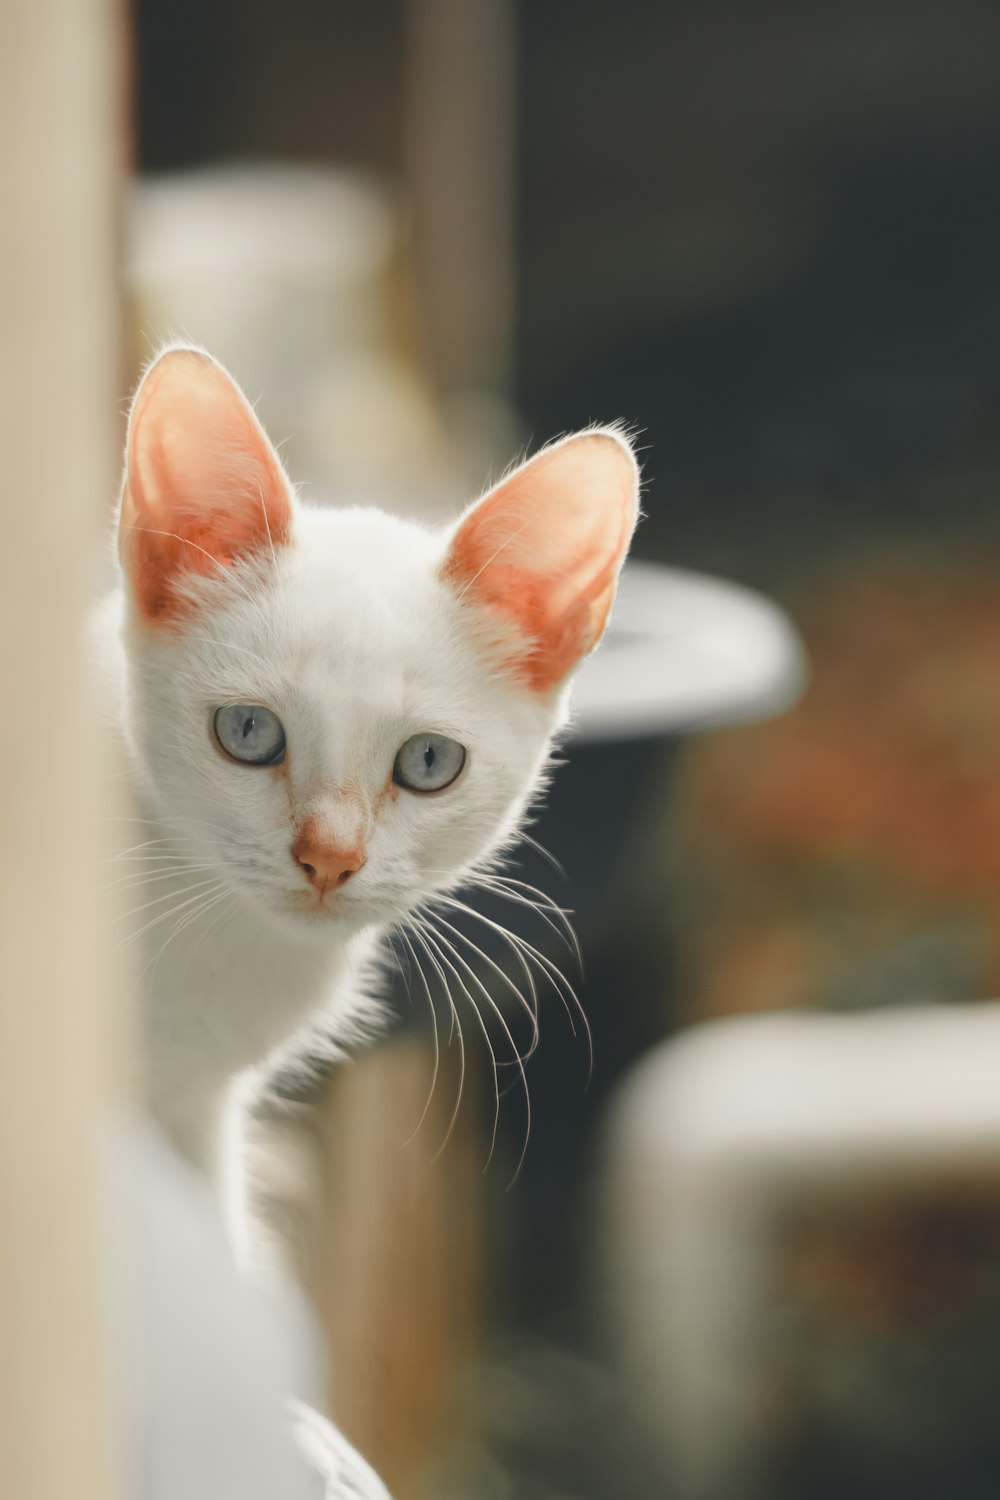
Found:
117,347 -> 638,938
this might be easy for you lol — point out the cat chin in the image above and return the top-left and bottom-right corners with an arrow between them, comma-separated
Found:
243,888 -> 396,943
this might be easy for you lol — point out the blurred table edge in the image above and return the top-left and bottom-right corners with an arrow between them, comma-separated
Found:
569,561 -> 807,744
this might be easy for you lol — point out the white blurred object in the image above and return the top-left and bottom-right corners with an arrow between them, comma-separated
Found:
127,164 -> 474,518
571,561 -> 807,742
128,165 -> 396,379
118,1120 -> 388,1500
601,1004 -> 1000,1496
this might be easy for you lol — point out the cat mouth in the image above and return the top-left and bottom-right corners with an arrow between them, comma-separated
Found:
285,885 -> 355,919
299,891 -> 341,914
282,884 -> 398,929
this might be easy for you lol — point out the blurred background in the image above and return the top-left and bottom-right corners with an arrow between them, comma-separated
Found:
7,1 -> 1000,1497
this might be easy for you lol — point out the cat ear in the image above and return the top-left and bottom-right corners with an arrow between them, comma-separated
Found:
118,346 -> 293,624
443,427 -> 640,693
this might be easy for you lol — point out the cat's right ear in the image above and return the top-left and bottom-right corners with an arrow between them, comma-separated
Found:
442,427 -> 640,694
118,347 -> 293,625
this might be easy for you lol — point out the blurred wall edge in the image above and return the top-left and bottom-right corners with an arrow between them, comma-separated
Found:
0,1 -> 125,1498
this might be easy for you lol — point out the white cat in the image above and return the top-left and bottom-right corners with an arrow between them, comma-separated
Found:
94,345 -> 639,1496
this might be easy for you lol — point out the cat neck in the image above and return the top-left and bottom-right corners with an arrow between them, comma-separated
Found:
130,798 -> 370,1178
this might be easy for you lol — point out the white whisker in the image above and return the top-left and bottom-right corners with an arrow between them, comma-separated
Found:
106,863 -> 213,894
467,873 -> 581,965
409,916 -> 503,1168
256,478 -> 280,571
127,525 -> 259,608
426,903 -> 542,1054
119,874 -> 221,922
121,879 -> 227,947
194,636 -> 276,673
394,927 -> 443,1147
416,911 -> 533,1183
400,922 -> 469,1161
517,832 -> 567,878
140,885 -> 233,988
178,894 -> 240,987
433,894 -> 592,1082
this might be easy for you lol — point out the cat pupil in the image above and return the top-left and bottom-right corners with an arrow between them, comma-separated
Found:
242,714 -> 254,739
424,744 -> 435,770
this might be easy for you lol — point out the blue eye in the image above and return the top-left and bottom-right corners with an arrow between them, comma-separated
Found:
214,704 -> 286,766
393,733 -> 466,793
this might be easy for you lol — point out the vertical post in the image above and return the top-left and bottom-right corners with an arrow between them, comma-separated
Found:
0,1 -> 124,1497
404,0 -> 517,395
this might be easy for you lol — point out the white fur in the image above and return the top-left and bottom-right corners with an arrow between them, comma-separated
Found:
95,498 -> 573,1180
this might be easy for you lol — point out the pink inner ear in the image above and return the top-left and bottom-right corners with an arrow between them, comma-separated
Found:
120,349 -> 292,624
444,432 -> 638,693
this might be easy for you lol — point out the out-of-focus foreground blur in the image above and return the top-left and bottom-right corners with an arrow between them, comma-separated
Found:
6,2 -> 1000,1497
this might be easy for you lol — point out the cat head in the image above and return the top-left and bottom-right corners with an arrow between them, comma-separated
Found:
117,345 -> 639,938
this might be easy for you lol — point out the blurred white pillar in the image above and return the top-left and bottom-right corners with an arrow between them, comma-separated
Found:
0,1 -> 124,1497
405,0 -> 516,394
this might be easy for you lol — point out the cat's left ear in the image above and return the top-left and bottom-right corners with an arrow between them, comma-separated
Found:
119,346 -> 293,625
443,427 -> 640,694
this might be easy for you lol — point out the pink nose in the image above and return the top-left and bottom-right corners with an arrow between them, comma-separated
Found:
292,835 -> 366,894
